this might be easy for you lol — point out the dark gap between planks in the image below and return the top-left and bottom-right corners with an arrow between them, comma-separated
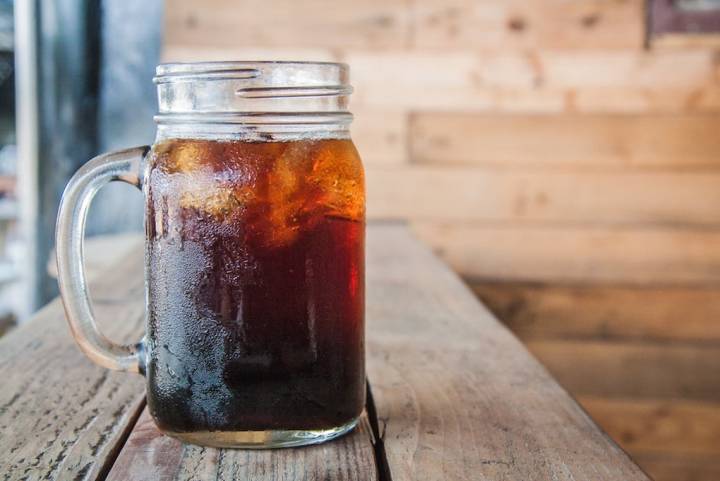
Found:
97,398 -> 147,481
366,381 -> 393,481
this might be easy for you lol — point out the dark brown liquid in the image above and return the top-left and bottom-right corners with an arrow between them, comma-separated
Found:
145,138 -> 365,433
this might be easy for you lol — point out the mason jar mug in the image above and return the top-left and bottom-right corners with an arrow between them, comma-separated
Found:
55,62 -> 366,448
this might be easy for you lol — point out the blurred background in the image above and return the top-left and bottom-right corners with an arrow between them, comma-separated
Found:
3,0 -> 720,479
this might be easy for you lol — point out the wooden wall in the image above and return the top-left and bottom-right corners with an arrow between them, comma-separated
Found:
163,1 -> 720,479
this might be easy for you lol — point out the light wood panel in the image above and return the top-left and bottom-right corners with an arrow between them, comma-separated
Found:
412,0 -> 644,50
164,0 -> 411,50
347,50 -> 718,109
578,396 -> 720,456
472,283 -> 720,343
163,0 -> 648,51
538,50 -> 717,89
413,223 -> 720,284
569,85 -> 720,113
526,340 -> 720,401
410,113 -> 720,169
353,110 -> 408,165
652,33 -> 720,49
348,52 -> 501,110
366,167 -> 720,225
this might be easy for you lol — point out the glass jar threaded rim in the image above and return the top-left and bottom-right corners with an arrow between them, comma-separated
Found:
153,61 -> 353,140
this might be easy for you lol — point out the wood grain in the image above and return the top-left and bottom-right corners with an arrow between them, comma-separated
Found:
352,110 -> 408,166
366,167 -> 720,226
569,85 -> 720,113
364,225 -> 648,481
578,396 -> 720,457
106,409 -> 378,481
347,50 -> 717,109
632,452 -> 720,481
414,223 -> 720,284
164,0 -> 411,50
412,0 -> 644,50
652,33 -> 720,49
527,340 -> 720,401
472,283 -> 720,343
538,50 -> 717,89
163,0 -> 645,51
580,397 -> 720,481
410,113 -> 720,169
0,255 -> 146,480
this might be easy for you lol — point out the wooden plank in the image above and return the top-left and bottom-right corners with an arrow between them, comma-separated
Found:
653,33 -> 720,49
347,51 -> 565,111
348,52 -> 499,110
0,254 -> 146,479
412,0 -> 644,50
570,85 -> 720,113
352,110 -> 408,166
164,0 -> 411,50
539,49 -> 716,89
413,223 -> 720,284
578,397 -> 720,481
366,167 -> 720,226
8,225 -> 649,479
578,396 -> 720,456
526,340 -> 720,401
472,283 -> 720,343
410,113 -> 720,169
632,452 -> 720,481
364,225 -> 648,480
106,409 -> 378,481
347,50 -> 717,109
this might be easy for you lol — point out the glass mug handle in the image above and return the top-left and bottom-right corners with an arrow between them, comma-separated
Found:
56,146 -> 150,374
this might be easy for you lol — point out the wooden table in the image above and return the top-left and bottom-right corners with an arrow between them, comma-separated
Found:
0,224 -> 650,480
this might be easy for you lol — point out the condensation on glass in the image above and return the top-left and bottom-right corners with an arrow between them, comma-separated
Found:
55,62 -> 366,448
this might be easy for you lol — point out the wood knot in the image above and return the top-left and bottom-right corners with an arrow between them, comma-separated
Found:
580,13 -> 600,28
184,14 -> 198,29
507,16 -> 527,33
372,15 -> 395,28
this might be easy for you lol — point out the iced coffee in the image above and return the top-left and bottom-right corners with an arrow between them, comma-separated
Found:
145,138 -> 365,436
